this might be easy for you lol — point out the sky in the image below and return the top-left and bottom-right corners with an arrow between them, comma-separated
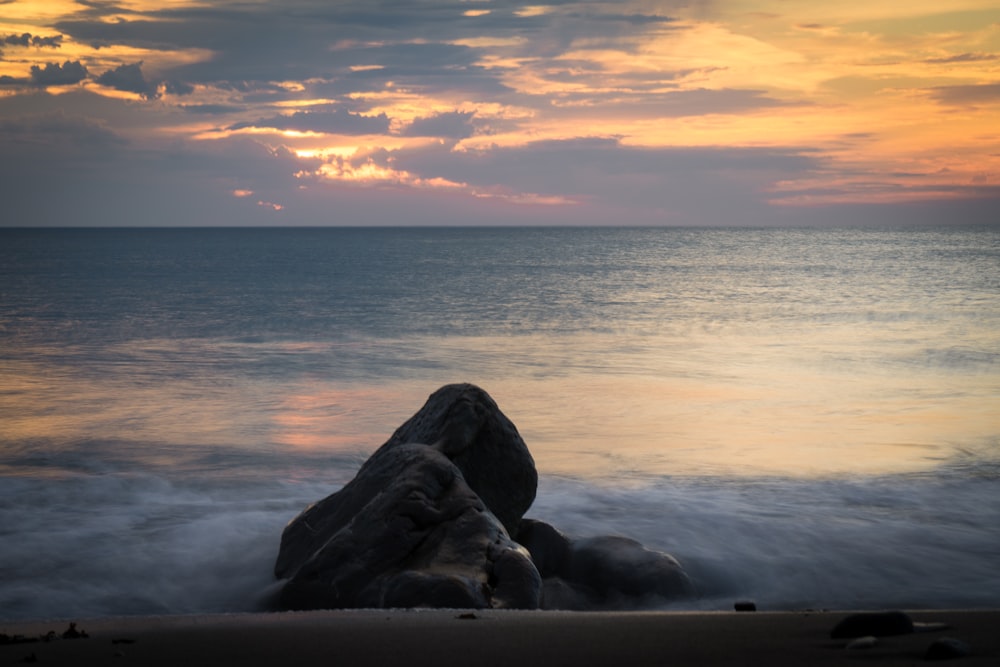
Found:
1,0 -> 999,226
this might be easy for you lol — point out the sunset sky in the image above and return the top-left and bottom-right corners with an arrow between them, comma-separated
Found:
2,0 -> 998,226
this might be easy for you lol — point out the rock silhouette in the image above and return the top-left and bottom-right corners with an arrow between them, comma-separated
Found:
274,383 -> 695,610
518,519 -> 694,609
375,382 -> 537,537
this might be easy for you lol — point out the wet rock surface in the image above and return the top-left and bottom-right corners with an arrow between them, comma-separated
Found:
518,519 -> 695,609
276,442 -> 540,610
377,383 -> 537,537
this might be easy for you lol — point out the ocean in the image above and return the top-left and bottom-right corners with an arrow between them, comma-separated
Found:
1,226 -> 998,620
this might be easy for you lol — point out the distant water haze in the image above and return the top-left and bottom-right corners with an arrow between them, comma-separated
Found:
1,226 -> 998,618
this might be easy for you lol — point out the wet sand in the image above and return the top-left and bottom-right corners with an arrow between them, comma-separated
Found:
3,609 -> 997,666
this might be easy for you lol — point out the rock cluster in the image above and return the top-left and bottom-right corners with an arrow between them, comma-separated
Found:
830,611 -> 973,660
274,383 -> 694,610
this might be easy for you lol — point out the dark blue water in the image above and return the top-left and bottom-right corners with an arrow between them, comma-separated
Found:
1,226 -> 998,619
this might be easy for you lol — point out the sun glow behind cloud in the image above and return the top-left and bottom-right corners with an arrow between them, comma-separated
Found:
1,0 -> 997,224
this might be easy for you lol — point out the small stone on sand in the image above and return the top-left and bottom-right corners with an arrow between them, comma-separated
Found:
925,637 -> 973,660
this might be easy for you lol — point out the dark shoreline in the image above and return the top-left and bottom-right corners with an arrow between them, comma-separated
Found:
3,609 -> 998,666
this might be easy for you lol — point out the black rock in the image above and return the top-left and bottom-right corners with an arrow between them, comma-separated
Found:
568,535 -> 694,601
830,611 -> 914,639
517,518 -> 573,578
276,384 -> 538,576
273,384 -> 694,612
61,623 -> 87,640
376,383 -> 537,537
276,444 -> 540,610
925,637 -> 973,660
516,518 -> 695,610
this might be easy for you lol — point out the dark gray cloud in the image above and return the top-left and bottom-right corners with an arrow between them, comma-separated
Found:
393,137 -> 817,189
29,61 -> 89,86
4,32 -> 31,46
520,8 -> 677,56
51,1 -> 683,96
401,111 -> 477,139
929,83 -> 1000,105
2,32 -> 63,48
537,87 -> 798,119
34,0 -> 693,159
181,103 -> 246,115
55,6 -> 389,83
924,53 -> 998,64
163,79 -> 195,96
378,136 -> 822,223
2,57 -> 186,98
0,89 -> 219,140
4,0 -> 993,227
96,62 -> 158,98
231,108 -> 391,134
325,42 -> 512,96
0,111 -> 126,153
71,0 -> 128,19
0,115 -> 310,226
765,187 -> 1000,227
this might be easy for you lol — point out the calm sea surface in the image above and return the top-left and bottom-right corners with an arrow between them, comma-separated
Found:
1,226 -> 998,619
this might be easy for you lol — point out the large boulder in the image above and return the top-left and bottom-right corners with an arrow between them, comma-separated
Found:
377,383 -> 537,536
277,443 -> 540,609
273,383 -> 695,611
274,384 -> 542,610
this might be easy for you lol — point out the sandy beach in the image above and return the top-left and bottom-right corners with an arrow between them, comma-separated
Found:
3,609 -> 997,666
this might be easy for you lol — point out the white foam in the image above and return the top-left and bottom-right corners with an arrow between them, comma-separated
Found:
2,461 -> 998,620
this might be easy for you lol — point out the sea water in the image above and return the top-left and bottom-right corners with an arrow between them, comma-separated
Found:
1,226 -> 998,619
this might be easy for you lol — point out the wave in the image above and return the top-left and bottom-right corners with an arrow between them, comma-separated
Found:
2,457 -> 998,620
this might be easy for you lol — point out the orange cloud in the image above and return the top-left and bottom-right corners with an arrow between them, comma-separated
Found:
2,0 -> 997,220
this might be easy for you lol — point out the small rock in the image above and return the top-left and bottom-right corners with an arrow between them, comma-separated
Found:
517,518 -> 572,578
567,535 -> 695,601
925,637 -> 973,660
830,610 -> 914,639
62,622 -> 88,639
734,600 -> 756,612
846,636 -> 879,650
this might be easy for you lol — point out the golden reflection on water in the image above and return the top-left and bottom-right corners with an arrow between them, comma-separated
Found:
2,329 -> 997,479
0,360 -> 254,447
271,385 -> 416,450
488,376 -> 975,478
